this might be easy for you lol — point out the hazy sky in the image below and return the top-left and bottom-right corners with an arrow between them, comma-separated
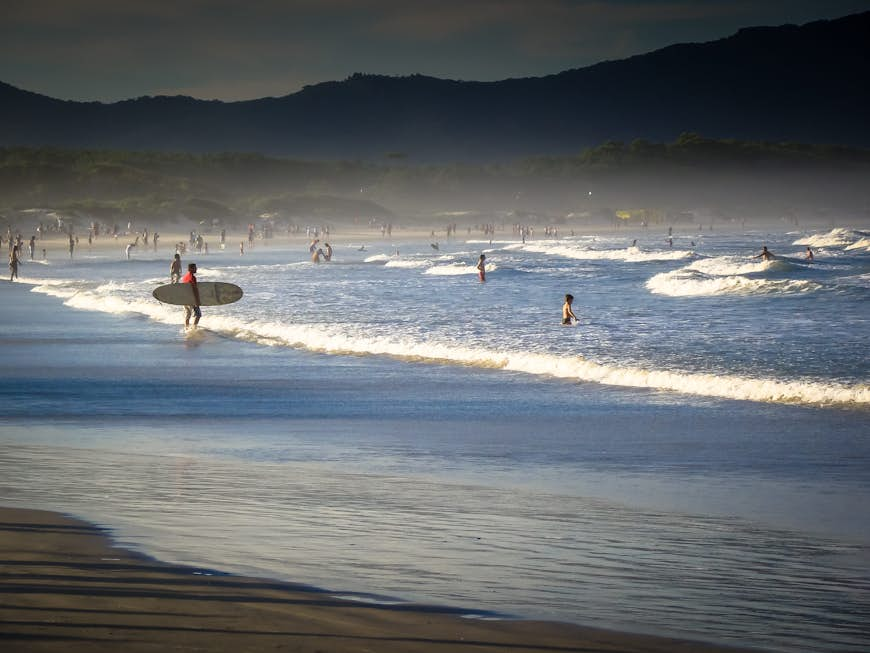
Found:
2,0 -> 867,102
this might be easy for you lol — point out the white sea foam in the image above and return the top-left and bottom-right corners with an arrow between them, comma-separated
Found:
793,228 -> 869,249
384,259 -> 430,269
517,242 -> 694,262
27,279 -> 869,408
194,318 -> 870,407
424,262 -> 497,275
646,257 -> 821,297
845,237 -> 870,252
364,254 -> 392,263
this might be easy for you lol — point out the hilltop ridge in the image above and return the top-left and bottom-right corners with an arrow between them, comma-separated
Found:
1,11 -> 868,161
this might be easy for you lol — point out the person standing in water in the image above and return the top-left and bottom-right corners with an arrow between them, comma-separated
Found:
477,254 -> 486,282
9,244 -> 21,281
805,247 -> 814,261
181,263 -> 201,328
754,246 -> 775,261
170,253 -> 182,283
562,294 -> 579,325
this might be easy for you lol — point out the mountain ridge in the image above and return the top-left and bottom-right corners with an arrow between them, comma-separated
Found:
1,11 -> 868,161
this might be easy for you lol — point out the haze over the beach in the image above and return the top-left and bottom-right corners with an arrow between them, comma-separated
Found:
3,0 -> 868,102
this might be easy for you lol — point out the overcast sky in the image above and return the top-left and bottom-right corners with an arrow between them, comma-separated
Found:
2,0 -> 867,102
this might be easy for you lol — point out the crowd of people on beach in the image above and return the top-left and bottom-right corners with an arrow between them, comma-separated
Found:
6,215 -> 820,333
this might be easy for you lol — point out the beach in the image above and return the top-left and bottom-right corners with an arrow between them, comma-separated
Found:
0,506 -> 760,652
2,224 -> 868,652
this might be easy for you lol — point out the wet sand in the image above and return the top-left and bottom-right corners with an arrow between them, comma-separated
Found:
0,506 -> 762,653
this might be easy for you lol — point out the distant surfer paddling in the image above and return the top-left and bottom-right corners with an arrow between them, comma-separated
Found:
562,294 -> 578,325
181,263 -> 201,328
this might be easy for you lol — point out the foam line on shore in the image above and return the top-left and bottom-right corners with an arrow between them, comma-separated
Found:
23,278 -> 870,408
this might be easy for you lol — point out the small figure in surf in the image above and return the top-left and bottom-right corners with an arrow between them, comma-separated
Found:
562,294 -> 578,325
477,254 -> 486,282
181,263 -> 201,328
170,253 -> 182,283
323,243 -> 333,261
9,244 -> 21,281
754,246 -> 775,261
312,248 -> 324,263
431,242 -> 439,251
805,247 -> 814,261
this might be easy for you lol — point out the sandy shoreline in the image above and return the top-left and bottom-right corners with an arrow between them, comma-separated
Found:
0,506 -> 763,652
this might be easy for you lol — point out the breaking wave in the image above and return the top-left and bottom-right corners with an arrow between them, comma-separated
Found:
793,228 -> 870,249
647,257 -> 822,297
510,242 -> 695,263
25,278 -> 869,408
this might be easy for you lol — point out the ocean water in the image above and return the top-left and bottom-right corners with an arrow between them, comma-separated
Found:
1,225 -> 868,652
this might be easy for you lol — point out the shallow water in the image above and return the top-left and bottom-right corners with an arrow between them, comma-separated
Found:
1,225 -> 869,652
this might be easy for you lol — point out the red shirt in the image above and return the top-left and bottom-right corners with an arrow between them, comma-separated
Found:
181,271 -> 196,284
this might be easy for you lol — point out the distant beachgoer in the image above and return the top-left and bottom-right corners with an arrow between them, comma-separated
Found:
309,239 -> 319,253
170,253 -> 182,283
431,242 -> 439,251
477,254 -> 486,282
68,234 -> 75,259
28,236 -> 36,260
125,242 -> 136,260
562,294 -> 578,325
358,245 -> 366,251
312,248 -> 323,263
805,247 -> 814,261
240,241 -> 245,255
754,246 -> 775,261
153,232 -> 159,251
9,245 -> 21,281
324,243 -> 333,261
181,263 -> 201,328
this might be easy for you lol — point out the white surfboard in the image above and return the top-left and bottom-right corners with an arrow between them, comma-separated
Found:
152,282 -> 243,306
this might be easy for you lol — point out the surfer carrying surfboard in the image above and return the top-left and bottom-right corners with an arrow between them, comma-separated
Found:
180,263 -> 201,328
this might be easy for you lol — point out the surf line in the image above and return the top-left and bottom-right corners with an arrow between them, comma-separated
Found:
27,281 -> 870,409
205,317 -> 870,408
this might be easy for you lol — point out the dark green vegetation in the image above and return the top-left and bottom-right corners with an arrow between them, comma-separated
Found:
2,135 -> 868,228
